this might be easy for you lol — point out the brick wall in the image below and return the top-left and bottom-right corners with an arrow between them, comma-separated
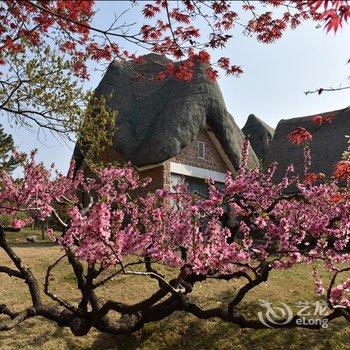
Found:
172,129 -> 228,173
98,146 -> 167,196
85,128 -> 229,196
163,161 -> 171,192
136,165 -> 165,197
99,146 -> 125,165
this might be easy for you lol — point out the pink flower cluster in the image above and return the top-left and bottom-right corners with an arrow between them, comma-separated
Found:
330,278 -> 350,308
11,217 -> 33,229
0,144 -> 349,309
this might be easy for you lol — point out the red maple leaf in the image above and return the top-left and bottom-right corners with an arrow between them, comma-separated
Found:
333,160 -> 350,180
287,128 -> 313,146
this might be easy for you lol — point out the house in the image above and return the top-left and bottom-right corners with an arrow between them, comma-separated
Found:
73,54 -> 259,196
264,107 -> 350,182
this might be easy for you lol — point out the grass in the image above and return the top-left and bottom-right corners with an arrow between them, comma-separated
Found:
4,228 -> 54,246
0,241 -> 349,350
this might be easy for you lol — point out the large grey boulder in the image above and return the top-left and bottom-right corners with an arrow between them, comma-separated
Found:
264,107 -> 350,182
74,54 -> 259,171
242,114 -> 274,163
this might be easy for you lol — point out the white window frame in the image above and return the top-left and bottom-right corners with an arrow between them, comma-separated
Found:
170,162 -> 226,183
197,140 -> 205,159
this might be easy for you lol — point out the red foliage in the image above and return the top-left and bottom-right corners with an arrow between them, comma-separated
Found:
311,114 -> 336,126
206,67 -> 219,82
197,50 -> 211,64
334,160 -> 350,180
1,0 -> 349,82
304,172 -> 325,184
330,192 -> 350,203
287,127 -> 313,146
142,4 -> 161,18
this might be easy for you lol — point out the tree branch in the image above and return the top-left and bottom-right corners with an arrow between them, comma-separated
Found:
0,265 -> 24,279
43,254 -> 82,314
0,227 -> 41,306
0,308 -> 37,331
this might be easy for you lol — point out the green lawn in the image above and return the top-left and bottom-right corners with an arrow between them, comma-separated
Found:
0,244 -> 349,350
3,228 -> 53,245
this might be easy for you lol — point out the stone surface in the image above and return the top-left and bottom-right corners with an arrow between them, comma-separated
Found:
73,54 -> 259,171
26,235 -> 37,243
242,114 -> 274,163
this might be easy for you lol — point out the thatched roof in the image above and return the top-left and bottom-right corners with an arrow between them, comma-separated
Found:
264,107 -> 350,181
242,114 -> 274,163
74,54 -> 258,171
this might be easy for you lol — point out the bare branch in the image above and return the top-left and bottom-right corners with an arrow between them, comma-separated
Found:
0,265 -> 23,279
0,304 -> 19,319
305,86 -> 350,95
0,227 -> 42,306
0,308 -> 37,331
51,208 -> 68,228
44,253 -> 83,315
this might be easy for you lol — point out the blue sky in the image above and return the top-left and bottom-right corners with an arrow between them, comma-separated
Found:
3,1 -> 350,173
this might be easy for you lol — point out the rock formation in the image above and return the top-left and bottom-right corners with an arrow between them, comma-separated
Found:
242,114 -> 274,163
73,54 -> 259,171
264,107 -> 350,182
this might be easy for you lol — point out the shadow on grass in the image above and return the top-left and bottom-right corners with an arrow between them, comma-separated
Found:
0,281 -> 348,350
0,309 -> 348,350
88,303 -> 349,350
9,242 -> 58,248
88,288 -> 349,350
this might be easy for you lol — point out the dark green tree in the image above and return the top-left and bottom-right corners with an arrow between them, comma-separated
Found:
0,124 -> 17,172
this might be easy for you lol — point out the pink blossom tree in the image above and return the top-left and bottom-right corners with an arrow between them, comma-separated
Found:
1,1 -> 350,335
0,142 -> 348,335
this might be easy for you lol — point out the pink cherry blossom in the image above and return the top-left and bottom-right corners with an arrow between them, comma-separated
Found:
0,142 -> 348,310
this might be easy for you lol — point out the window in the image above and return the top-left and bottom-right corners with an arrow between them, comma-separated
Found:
186,176 -> 209,197
185,176 -> 225,200
197,141 -> 205,158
